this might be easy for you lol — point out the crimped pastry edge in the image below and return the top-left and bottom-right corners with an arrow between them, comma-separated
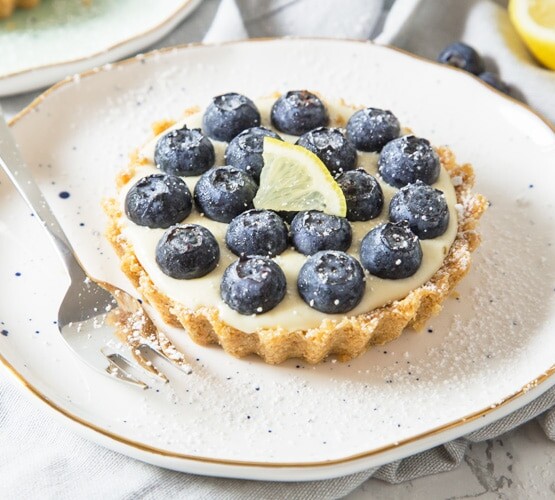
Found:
104,146 -> 487,365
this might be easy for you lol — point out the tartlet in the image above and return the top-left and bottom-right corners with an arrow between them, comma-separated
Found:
104,92 -> 487,364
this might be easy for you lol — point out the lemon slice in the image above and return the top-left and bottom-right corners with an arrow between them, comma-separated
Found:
509,0 -> 555,70
253,137 -> 347,217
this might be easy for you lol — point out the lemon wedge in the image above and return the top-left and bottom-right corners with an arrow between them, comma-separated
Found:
509,0 -> 555,70
253,137 -> 347,217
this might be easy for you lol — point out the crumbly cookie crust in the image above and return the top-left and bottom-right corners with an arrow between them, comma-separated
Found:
104,145 -> 486,365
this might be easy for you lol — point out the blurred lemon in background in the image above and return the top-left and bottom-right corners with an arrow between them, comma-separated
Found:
509,0 -> 555,69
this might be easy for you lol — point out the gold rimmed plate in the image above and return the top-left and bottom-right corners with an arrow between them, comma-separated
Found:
1,39 -> 554,481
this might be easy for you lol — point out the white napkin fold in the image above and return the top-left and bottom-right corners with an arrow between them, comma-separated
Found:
203,0 -> 385,41
202,0 -> 248,43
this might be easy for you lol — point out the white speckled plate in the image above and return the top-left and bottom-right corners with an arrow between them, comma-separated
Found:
1,39 -> 555,481
0,0 -> 201,96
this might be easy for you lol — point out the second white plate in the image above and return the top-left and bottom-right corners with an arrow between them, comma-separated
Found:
0,0 -> 201,96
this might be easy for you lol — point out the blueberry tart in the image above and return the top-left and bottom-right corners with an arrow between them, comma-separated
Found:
104,92 -> 486,364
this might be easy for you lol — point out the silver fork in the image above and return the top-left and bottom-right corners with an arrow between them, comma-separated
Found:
0,107 -> 188,389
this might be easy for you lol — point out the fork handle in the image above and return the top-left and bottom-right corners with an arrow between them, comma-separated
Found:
0,107 -> 84,277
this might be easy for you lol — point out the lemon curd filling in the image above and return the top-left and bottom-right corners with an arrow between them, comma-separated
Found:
116,97 -> 458,333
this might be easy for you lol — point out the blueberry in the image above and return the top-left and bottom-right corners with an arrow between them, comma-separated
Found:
156,224 -> 220,279
226,209 -> 288,257
276,211 -> 299,224
296,127 -> 357,174
378,135 -> 440,188
154,126 -> 215,176
297,250 -> 365,313
389,180 -> 450,239
225,127 -> 282,181
360,222 -> 422,279
346,108 -> 400,152
125,174 -> 192,229
336,169 -> 384,221
290,210 -> 352,255
202,93 -> 261,142
194,166 -> 258,223
221,256 -> 286,315
478,72 -> 510,95
271,90 -> 329,135
438,42 -> 484,75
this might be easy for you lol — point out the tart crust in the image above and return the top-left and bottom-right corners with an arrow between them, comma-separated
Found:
104,147 -> 487,365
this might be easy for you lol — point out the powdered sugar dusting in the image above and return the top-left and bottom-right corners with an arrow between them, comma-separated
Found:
108,180 -> 555,461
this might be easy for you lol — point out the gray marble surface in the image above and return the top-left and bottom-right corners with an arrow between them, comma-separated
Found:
347,420 -> 555,498
2,1 -> 555,497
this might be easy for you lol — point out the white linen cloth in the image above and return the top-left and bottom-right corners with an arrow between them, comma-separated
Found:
1,0 -> 554,498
